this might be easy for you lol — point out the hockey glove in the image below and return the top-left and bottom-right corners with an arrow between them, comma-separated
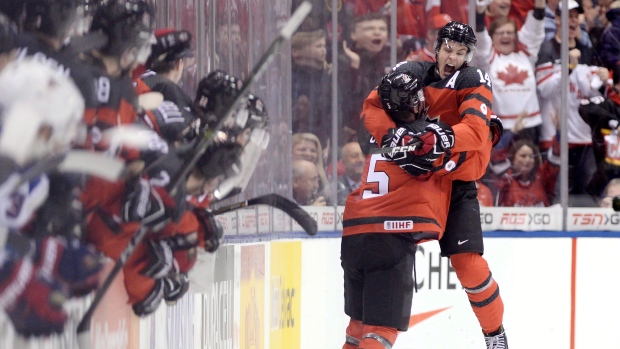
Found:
141,239 -> 174,279
35,236 -> 102,298
414,122 -> 455,159
163,271 -> 190,305
194,208 -> 224,253
132,278 -> 165,317
122,178 -> 175,232
4,270 -> 68,337
382,126 -> 432,176
489,114 -> 503,147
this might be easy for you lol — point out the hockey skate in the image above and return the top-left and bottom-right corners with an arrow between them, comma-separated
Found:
484,325 -> 508,349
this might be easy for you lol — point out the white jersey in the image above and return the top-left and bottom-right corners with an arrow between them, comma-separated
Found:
536,59 -> 602,144
473,11 -> 545,131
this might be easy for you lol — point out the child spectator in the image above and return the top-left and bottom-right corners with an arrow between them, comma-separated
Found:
291,29 -> 333,146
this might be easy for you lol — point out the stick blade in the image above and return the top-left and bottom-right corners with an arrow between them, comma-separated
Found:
248,194 -> 318,235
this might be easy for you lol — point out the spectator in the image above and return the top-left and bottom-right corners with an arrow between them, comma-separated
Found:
599,1 -> 620,70
335,141 -> 365,205
339,12 -> 391,142
598,177 -> 620,207
544,0 -> 592,47
404,13 -> 452,62
292,133 -> 331,202
474,0 -> 546,144
441,0 -> 469,24
578,69 -> 620,197
484,0 -> 536,29
536,0 -> 608,197
291,29 -> 333,146
292,159 -> 327,206
494,138 -> 560,206
344,0 -> 430,38
587,0 -> 613,55
215,16 -> 248,79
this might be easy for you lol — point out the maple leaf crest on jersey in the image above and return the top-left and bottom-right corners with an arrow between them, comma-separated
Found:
497,64 -> 529,85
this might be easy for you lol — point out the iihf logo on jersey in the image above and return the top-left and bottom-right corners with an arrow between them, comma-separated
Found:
384,220 -> 414,230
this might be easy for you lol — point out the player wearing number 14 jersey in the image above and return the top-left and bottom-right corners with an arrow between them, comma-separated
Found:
341,21 -> 508,349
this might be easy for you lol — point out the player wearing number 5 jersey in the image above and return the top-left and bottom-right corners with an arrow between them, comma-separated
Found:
341,21 -> 508,349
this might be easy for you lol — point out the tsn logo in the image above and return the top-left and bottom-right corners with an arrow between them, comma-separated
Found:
572,213 -> 620,225
499,213 -> 551,225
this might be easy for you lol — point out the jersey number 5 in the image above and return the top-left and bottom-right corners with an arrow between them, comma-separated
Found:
362,154 -> 390,199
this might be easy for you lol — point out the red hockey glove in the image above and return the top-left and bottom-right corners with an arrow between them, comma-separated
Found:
194,209 -> 224,253
489,114 -> 503,147
414,122 -> 455,158
382,126 -> 432,176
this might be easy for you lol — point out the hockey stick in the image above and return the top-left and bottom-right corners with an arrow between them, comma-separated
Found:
76,3 -> 312,347
369,140 -> 422,155
212,193 -> 318,235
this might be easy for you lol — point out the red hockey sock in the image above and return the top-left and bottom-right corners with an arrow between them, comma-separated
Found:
358,325 -> 398,349
342,318 -> 363,349
450,252 -> 504,334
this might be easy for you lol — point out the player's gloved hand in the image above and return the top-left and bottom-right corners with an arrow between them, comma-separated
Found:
163,271 -> 190,305
132,278 -> 165,316
194,209 -> 224,253
141,239 -> 174,279
35,236 -> 102,298
122,178 -> 175,231
381,126 -> 432,176
5,271 -> 68,337
414,122 -> 455,159
489,114 -> 503,147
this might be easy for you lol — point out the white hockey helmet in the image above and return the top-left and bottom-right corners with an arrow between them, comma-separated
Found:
0,58 -> 85,166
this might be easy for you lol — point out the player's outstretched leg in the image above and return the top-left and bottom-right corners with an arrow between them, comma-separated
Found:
342,318 -> 363,349
450,252 -> 507,349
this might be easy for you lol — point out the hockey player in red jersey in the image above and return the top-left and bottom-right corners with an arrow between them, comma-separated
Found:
343,21 -> 508,349
134,28 -> 197,144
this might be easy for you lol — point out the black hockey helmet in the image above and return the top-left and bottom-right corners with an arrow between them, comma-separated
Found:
23,0 -> 80,39
434,20 -> 476,63
90,0 -> 155,61
194,70 -> 242,128
146,28 -> 193,69
0,13 -> 14,54
379,70 -> 426,122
